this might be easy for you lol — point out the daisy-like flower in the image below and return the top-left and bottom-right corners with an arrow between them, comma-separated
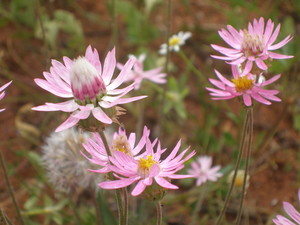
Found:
0,81 -> 12,112
211,17 -> 293,74
32,46 -> 146,132
117,54 -> 166,90
206,65 -> 281,106
159,31 -> 192,55
82,126 -> 150,174
188,156 -> 222,186
98,136 -> 195,196
273,189 -> 300,225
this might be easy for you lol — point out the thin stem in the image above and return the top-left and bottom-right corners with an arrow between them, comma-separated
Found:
94,190 -> 102,225
215,109 -> 250,225
156,201 -> 163,225
0,209 -> 8,225
98,129 -> 124,225
235,108 -> 253,225
0,150 -> 25,225
158,0 -> 172,137
191,183 -> 208,225
123,188 -> 129,225
111,0 -> 118,48
178,50 -> 204,82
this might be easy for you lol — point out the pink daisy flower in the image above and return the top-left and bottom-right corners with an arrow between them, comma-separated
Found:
82,126 -> 150,174
98,136 -> 195,196
32,46 -> 146,132
117,54 -> 166,90
188,156 -> 222,186
0,81 -> 12,112
206,65 -> 281,106
211,17 -> 293,74
273,189 -> 300,225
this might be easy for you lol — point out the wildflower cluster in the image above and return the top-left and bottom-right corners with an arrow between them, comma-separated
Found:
207,17 -> 293,107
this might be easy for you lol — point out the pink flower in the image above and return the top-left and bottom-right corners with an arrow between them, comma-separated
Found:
82,126 -> 150,174
32,46 -> 146,132
211,18 -> 293,74
117,54 -> 166,90
273,189 -> 300,225
206,65 -> 281,106
188,156 -> 222,186
0,81 -> 12,112
98,136 -> 195,196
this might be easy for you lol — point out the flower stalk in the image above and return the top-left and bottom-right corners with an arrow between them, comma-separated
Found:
156,200 -> 163,225
216,108 -> 250,225
0,150 -> 25,225
235,108 -> 253,225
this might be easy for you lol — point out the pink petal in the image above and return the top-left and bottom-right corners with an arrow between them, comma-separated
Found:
131,180 -> 147,196
92,107 -> 112,124
255,58 -> 268,70
283,202 -> 300,223
99,178 -> 137,190
55,115 -> 80,132
268,52 -> 293,59
0,81 -> 12,92
102,48 -> 116,85
155,177 -> 178,189
242,94 -> 252,106
268,35 -> 293,50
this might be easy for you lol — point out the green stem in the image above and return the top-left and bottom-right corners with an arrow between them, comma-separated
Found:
178,50 -> 204,82
98,129 -> 125,225
191,183 -> 208,225
0,209 -> 8,225
156,201 -> 163,225
158,0 -> 172,137
235,108 -> 253,225
215,109 -> 250,225
0,150 -> 25,225
123,188 -> 129,225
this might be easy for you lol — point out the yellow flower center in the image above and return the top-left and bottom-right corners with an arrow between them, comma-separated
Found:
169,36 -> 180,46
112,135 -> 132,156
138,155 -> 156,170
231,76 -> 254,92
241,30 -> 265,57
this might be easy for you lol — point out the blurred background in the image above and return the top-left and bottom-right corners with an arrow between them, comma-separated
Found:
0,0 -> 299,224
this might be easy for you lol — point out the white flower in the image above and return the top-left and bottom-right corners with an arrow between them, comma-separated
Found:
159,31 -> 192,55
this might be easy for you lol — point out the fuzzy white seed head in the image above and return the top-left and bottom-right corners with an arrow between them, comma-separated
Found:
42,128 -> 100,194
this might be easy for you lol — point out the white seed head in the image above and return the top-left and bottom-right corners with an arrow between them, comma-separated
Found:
42,128 -> 100,194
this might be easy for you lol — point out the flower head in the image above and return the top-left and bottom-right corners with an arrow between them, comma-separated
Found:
98,135 -> 195,196
82,126 -> 150,174
42,128 -> 98,194
211,17 -> 293,74
117,54 -> 166,90
33,46 -> 146,132
206,65 -> 281,106
188,156 -> 222,186
0,81 -> 12,112
273,189 -> 300,225
159,31 -> 192,55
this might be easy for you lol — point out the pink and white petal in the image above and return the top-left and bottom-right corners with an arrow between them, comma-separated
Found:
264,19 -> 274,42
92,107 -> 112,124
283,202 -> 300,223
85,45 -> 102,74
211,54 -> 240,61
268,35 -> 293,50
0,81 -> 12,92
155,177 -> 178,189
214,70 -> 235,87
149,164 -> 160,177
260,93 -> 281,102
100,95 -> 147,108
226,25 -> 243,42
0,92 -> 5,101
102,48 -> 116,85
251,93 -> 271,105
267,24 -> 281,46
72,110 -> 91,119
63,56 -> 74,70
34,78 -> 73,98
143,177 -> 153,186
131,180 -> 147,196
55,115 -> 80,132
268,52 -> 293,59
218,29 -> 240,49
273,215 -> 296,225
209,79 -> 226,90
42,100 -> 78,112
167,174 -> 194,179
99,178 -> 137,190
228,56 -> 247,65
255,58 -> 268,70
241,60 -> 253,76
107,83 -> 134,95
106,57 -> 135,90
211,44 -> 241,55
261,74 -> 281,86
242,94 -> 252,106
